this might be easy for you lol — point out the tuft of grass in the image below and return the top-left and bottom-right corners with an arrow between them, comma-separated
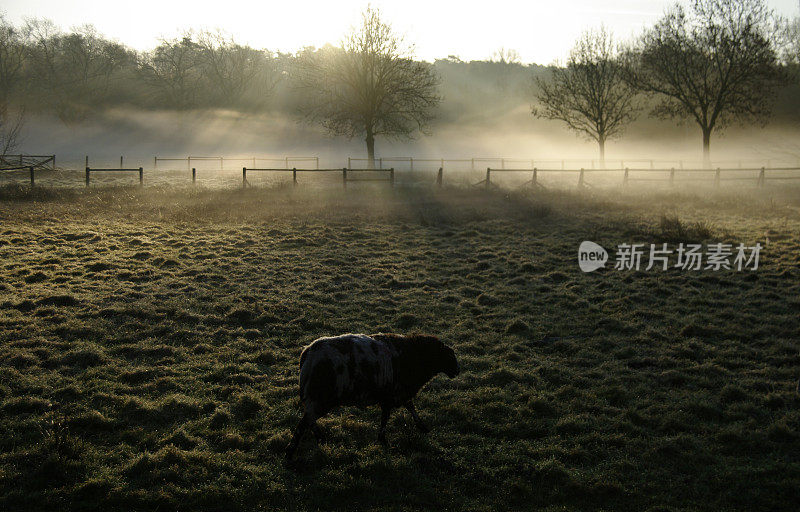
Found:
58,348 -> 107,369
230,394 -> 262,421
656,214 -> 715,243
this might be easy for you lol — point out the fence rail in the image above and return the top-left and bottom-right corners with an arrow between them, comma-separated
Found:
85,167 -> 144,186
4,154 -> 800,190
0,165 -> 37,186
154,156 -> 319,171
242,167 -> 394,188
346,156 -> 800,171
0,155 -> 55,170
479,166 -> 800,188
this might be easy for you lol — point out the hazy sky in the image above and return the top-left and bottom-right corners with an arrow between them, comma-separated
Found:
2,0 -> 799,64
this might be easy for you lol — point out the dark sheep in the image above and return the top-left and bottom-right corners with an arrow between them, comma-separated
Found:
285,333 -> 459,458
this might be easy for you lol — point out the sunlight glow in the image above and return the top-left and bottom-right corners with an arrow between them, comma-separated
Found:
2,0 -> 798,64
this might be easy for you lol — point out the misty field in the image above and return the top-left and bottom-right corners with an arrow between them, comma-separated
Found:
0,183 -> 798,511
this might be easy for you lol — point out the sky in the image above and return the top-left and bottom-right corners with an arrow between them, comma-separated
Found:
1,0 -> 799,64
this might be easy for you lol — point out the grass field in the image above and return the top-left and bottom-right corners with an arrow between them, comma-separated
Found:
0,183 -> 798,511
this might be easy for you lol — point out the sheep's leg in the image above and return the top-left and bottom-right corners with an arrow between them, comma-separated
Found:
378,404 -> 392,445
311,423 -> 326,444
405,400 -> 430,433
286,411 -> 316,459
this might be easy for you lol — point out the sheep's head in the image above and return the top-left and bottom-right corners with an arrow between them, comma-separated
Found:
401,334 -> 460,379
439,343 -> 460,378
422,336 -> 459,378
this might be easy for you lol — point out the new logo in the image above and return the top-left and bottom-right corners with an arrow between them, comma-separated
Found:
578,241 -> 608,272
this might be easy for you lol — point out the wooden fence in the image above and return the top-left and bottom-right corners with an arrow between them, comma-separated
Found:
155,156 -> 319,171
4,154 -> 800,189
241,167 -> 394,188
85,167 -> 144,186
480,166 -> 800,188
0,165 -> 37,186
0,155 -> 55,170
349,156 -> 800,171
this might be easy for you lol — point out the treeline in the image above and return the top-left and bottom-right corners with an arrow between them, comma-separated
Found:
4,15 -> 794,126
0,18 -> 286,121
0,15 -> 542,124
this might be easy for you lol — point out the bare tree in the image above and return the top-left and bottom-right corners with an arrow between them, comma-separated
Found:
0,16 -> 26,156
0,105 -> 24,158
0,14 -> 26,106
533,28 -> 639,164
491,47 -> 523,92
293,6 -> 440,166
627,0 -> 786,164
140,34 -> 201,110
783,9 -> 800,65
492,47 -> 521,64
196,30 -> 276,107
24,21 -> 127,121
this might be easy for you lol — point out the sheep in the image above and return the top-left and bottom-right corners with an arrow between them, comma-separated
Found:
285,333 -> 459,459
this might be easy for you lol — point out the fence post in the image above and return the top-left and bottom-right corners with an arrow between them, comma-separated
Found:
343,168 -> 347,189
758,167 -> 765,187
578,168 -> 585,188
532,168 -> 538,187
85,167 -> 90,187
192,167 -> 196,183
379,158 -> 383,169
714,167 -> 720,187
243,167 -> 247,188
437,167 -> 443,188
293,168 -> 297,186
120,156 -> 123,168
390,168 -> 395,187
85,155 -> 89,169
624,167 -> 629,186
154,156 -> 157,169
670,168 -> 675,186
410,158 -> 413,171
139,167 -> 143,186
29,166 -> 34,187
348,157 -> 351,169
485,168 -> 491,188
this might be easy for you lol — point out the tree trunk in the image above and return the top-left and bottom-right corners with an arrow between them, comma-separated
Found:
366,131 -> 375,168
598,136 -> 606,168
702,127 -> 711,168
